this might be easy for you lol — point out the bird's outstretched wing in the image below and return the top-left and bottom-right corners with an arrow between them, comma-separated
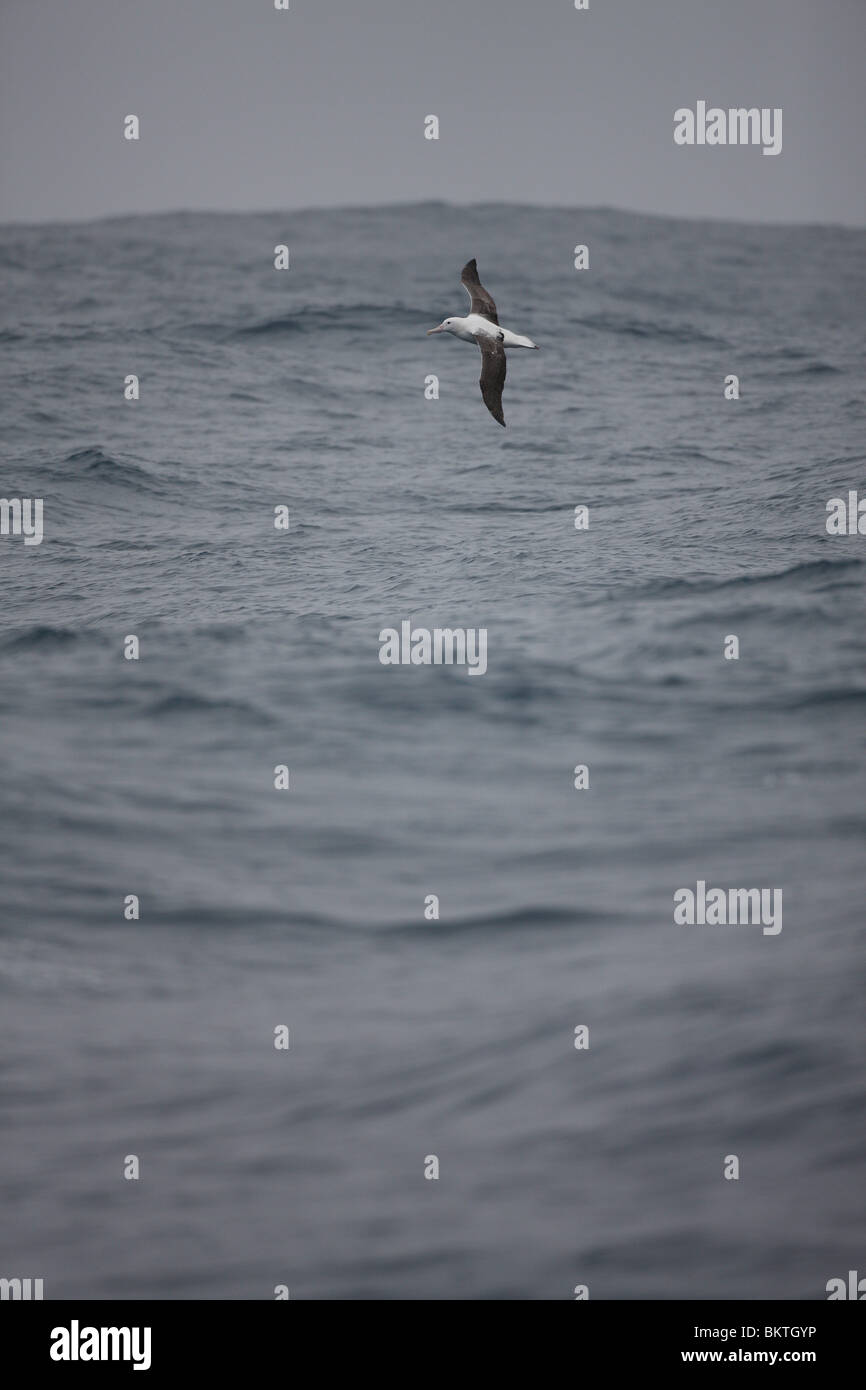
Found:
476,333 -> 506,426
461,258 -> 499,324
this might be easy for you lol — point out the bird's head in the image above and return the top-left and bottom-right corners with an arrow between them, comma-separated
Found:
427,318 -> 455,336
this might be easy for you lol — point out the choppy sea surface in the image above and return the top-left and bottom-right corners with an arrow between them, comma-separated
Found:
1,203 -> 864,1299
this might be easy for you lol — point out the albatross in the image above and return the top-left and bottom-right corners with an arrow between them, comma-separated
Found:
426,259 -> 538,426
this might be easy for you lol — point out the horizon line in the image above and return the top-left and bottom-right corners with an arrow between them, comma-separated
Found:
1,197 -> 864,235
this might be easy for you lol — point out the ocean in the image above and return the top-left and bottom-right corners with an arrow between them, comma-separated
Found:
1,203 -> 864,1299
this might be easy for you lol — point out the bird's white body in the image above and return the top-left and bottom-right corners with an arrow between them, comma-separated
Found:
426,259 -> 538,425
437,313 -> 538,349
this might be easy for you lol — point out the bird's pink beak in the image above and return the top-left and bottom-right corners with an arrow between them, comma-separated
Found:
426,324 -> 444,335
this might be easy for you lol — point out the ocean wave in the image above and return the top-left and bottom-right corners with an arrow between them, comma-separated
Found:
441,500 -> 571,515
143,692 -> 275,723
644,555 -> 864,599
126,901 -> 610,936
233,304 -> 427,338
389,903 -> 617,936
0,625 -> 83,652
59,446 -> 160,491
782,685 -> 866,711
577,311 -> 729,347
771,360 -> 842,377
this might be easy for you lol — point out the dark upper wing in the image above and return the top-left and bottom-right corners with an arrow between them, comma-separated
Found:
476,334 -> 506,426
461,258 -> 499,324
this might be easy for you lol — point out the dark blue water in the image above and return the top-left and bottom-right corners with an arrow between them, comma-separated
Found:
1,204 -> 864,1299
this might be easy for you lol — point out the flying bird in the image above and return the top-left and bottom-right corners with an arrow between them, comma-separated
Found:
427,259 -> 538,426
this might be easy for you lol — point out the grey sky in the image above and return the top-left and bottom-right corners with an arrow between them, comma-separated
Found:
1,0 -> 864,225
